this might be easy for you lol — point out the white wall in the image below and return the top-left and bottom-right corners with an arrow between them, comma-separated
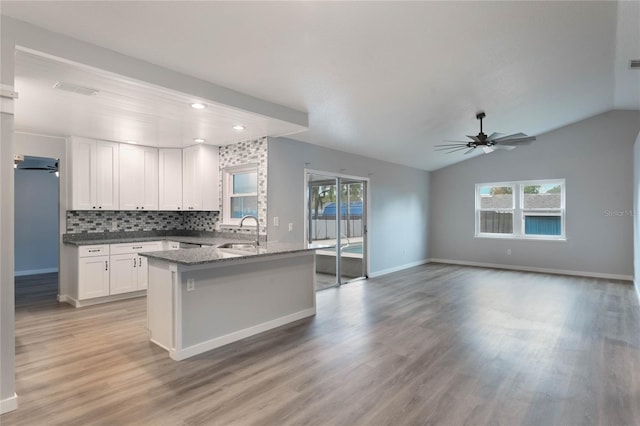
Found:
267,137 -> 430,276
430,110 -> 640,279
14,167 -> 59,275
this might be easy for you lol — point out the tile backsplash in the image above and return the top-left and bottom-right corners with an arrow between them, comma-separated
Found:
66,210 -> 220,234
218,137 -> 268,235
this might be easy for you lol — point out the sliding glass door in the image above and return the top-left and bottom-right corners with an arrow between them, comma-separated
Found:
306,171 -> 367,289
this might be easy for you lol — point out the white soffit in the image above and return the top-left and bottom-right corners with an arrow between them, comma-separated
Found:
13,50 -> 307,148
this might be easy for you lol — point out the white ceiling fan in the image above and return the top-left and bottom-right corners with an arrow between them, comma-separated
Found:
436,112 -> 536,154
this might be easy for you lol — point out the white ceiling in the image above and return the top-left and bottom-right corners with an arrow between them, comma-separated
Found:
2,1 -> 639,171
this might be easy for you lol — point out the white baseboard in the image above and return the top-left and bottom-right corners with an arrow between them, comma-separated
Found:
430,258 -> 633,281
15,267 -> 58,277
0,393 -> 18,414
57,291 -> 145,308
369,259 -> 430,278
169,307 -> 316,361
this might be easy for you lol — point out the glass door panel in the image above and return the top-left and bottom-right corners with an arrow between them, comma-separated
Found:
307,173 -> 338,290
339,179 -> 366,283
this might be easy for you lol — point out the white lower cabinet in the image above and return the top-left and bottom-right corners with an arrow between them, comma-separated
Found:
78,253 -> 111,300
76,241 -> 163,302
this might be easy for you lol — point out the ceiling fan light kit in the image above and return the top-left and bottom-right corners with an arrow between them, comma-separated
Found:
436,111 -> 536,155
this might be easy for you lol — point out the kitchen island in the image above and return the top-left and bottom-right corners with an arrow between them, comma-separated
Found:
140,243 -> 318,361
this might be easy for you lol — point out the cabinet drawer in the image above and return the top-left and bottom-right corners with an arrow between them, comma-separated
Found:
110,241 -> 163,255
78,245 -> 110,257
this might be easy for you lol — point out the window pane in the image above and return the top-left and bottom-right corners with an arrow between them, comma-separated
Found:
479,186 -> 513,209
233,171 -> 257,194
230,196 -> 258,219
523,184 -> 562,209
479,211 -> 513,233
525,215 -> 561,235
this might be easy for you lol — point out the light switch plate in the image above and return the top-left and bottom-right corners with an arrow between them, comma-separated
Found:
274,217 -> 279,227
288,223 -> 293,232
187,279 -> 195,291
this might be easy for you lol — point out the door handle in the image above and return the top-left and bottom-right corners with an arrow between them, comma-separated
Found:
105,260 -> 108,271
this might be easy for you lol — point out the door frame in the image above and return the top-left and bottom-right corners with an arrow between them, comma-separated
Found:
303,168 -> 370,284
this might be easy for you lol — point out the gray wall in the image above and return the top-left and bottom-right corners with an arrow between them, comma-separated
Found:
430,110 -> 640,278
267,137 -> 430,276
14,167 -> 59,275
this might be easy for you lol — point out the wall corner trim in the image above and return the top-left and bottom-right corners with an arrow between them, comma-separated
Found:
0,393 -> 18,414
430,258 -> 633,281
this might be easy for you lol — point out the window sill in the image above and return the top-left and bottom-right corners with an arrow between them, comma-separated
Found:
220,223 -> 256,228
475,234 -> 567,242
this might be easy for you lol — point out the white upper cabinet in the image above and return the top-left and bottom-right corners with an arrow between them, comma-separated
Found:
69,137 -> 119,210
158,149 -> 183,211
183,145 -> 219,211
119,144 -> 159,210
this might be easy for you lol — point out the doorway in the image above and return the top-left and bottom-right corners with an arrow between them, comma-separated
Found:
306,170 -> 368,290
14,155 -> 60,307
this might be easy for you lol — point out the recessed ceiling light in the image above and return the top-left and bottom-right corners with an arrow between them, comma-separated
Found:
191,102 -> 207,110
194,138 -> 206,143
232,125 -> 245,131
126,140 -> 138,144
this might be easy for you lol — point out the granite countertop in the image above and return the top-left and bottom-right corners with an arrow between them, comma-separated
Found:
63,230 -> 330,266
62,231 -> 254,246
139,242 -> 322,266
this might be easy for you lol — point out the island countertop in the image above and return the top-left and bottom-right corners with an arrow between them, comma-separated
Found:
140,242 -> 330,266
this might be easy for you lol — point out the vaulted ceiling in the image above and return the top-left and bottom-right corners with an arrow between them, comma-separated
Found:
2,1 -> 638,171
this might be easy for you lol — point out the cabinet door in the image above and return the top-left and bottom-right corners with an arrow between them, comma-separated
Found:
140,147 -> 159,210
119,144 -> 143,210
109,254 -> 138,295
95,141 -> 119,210
182,145 -> 202,210
78,255 -> 110,299
70,138 -> 96,210
159,149 -> 183,210
201,145 -> 220,211
137,256 -> 149,290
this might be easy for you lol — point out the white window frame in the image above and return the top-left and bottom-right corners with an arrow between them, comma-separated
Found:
222,163 -> 258,225
475,179 -> 566,241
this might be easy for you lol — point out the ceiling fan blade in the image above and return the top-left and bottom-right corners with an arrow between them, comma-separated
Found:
441,146 -> 471,154
464,147 -> 476,155
435,143 -> 468,147
443,140 -> 471,144
482,146 -> 495,154
487,132 -> 504,141
436,146 -> 468,152
497,136 -> 536,145
467,135 -> 481,142
493,132 -> 527,142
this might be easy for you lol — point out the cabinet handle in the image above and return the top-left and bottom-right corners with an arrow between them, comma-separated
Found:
99,206 -> 102,209
141,207 -> 144,210
133,258 -> 137,268
136,207 -> 139,210
133,246 -> 142,249
105,260 -> 108,271
177,207 -> 181,210
138,257 -> 142,267
93,206 -> 96,209
88,249 -> 100,253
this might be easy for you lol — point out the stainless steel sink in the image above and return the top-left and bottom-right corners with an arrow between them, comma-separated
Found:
217,242 -> 257,251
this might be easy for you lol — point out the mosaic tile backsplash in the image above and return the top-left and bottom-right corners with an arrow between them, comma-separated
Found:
66,211 -> 220,234
218,137 -> 268,235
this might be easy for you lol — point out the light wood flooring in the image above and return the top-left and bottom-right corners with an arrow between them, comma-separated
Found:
3,264 -> 640,425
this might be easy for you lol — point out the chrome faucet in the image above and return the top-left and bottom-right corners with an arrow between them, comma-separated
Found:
240,215 -> 260,246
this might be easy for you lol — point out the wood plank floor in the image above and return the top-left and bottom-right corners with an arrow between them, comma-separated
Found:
3,264 -> 640,425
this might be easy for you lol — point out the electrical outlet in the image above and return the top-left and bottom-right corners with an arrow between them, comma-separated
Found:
507,249 -> 512,255
274,217 -> 279,227
187,279 -> 195,291
111,220 -> 118,231
288,223 -> 293,232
